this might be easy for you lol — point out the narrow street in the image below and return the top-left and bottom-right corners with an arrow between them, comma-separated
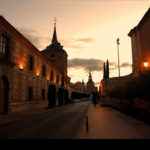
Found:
0,100 -> 150,139
0,101 -> 89,139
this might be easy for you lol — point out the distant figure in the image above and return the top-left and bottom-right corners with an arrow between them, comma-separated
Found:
89,93 -> 93,101
91,92 -> 97,107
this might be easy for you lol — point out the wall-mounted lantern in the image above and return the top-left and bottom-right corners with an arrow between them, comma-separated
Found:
36,72 -> 40,77
143,61 -> 149,68
19,63 -> 24,70
46,76 -> 50,81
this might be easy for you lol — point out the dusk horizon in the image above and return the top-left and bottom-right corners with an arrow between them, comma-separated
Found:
1,0 -> 150,140
1,0 -> 149,84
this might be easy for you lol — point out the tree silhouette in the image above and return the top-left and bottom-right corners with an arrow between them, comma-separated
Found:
103,62 -> 106,80
106,59 -> 109,79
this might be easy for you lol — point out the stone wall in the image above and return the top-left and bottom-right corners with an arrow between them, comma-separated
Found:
129,8 -> 150,76
101,74 -> 133,97
0,16 -> 63,113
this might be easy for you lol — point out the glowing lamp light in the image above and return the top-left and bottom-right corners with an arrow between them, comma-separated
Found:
19,64 -> 24,70
46,76 -> 50,81
143,62 -> 149,68
36,72 -> 40,77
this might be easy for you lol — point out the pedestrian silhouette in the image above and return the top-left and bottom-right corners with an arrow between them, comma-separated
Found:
91,92 -> 97,107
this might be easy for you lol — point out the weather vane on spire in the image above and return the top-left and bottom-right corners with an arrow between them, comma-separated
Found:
52,17 -> 58,44
54,17 -> 57,26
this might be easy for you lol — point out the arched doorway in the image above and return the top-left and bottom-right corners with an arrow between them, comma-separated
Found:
57,86 -> 64,106
0,76 -> 9,114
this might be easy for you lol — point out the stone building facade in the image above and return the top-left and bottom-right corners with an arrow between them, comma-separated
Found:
0,16 -> 68,114
41,22 -> 68,87
128,8 -> 150,76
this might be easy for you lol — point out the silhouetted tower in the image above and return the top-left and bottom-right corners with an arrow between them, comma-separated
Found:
52,18 -> 58,44
88,72 -> 92,82
87,72 -> 96,93
81,79 -> 85,92
41,18 -> 68,86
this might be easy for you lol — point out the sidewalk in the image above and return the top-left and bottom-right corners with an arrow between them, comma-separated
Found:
78,103 -> 150,139
0,101 -> 48,127
78,103 -> 108,139
0,101 -> 77,128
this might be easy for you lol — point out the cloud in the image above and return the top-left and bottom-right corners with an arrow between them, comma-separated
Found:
62,37 -> 95,50
120,62 -> 132,68
75,38 -> 95,43
17,28 -> 95,51
17,27 -> 49,49
68,58 -> 132,72
68,58 -> 104,72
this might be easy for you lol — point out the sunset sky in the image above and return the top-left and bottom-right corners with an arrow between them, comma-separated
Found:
0,0 -> 149,86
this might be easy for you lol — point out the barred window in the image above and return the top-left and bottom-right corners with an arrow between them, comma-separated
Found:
42,89 -> 45,100
42,65 -> 46,77
0,35 -> 2,53
50,70 -> 54,82
28,56 -> 34,71
28,86 -> 33,101
0,34 -> 7,54
56,75 -> 59,84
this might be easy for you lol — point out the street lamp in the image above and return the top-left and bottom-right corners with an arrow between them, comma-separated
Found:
116,38 -> 120,77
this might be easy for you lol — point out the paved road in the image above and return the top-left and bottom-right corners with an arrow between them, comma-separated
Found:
0,101 -> 90,139
1,100 -> 150,139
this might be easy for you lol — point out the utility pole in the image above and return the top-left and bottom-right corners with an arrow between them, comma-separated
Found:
117,38 -> 120,77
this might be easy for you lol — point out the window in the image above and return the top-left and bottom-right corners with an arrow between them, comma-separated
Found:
50,70 -> 54,82
0,35 -> 3,53
28,56 -> 34,71
0,33 -> 9,55
42,89 -> 45,100
42,65 -> 46,77
56,75 -> 59,84
28,87 -> 33,101
61,76 -> 64,86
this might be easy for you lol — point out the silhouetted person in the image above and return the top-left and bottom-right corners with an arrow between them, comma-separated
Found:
91,92 -> 97,107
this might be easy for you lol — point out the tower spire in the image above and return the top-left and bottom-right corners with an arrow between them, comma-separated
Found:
52,17 -> 58,44
88,71 -> 92,81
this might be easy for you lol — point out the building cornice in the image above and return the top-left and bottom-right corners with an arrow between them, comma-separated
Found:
128,8 -> 150,36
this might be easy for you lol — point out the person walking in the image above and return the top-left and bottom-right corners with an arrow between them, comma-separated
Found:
90,92 -> 97,107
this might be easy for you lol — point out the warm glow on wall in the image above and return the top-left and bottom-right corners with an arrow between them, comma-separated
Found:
143,62 -> 149,68
18,63 -> 24,70
36,71 -> 40,77
46,76 -> 50,81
